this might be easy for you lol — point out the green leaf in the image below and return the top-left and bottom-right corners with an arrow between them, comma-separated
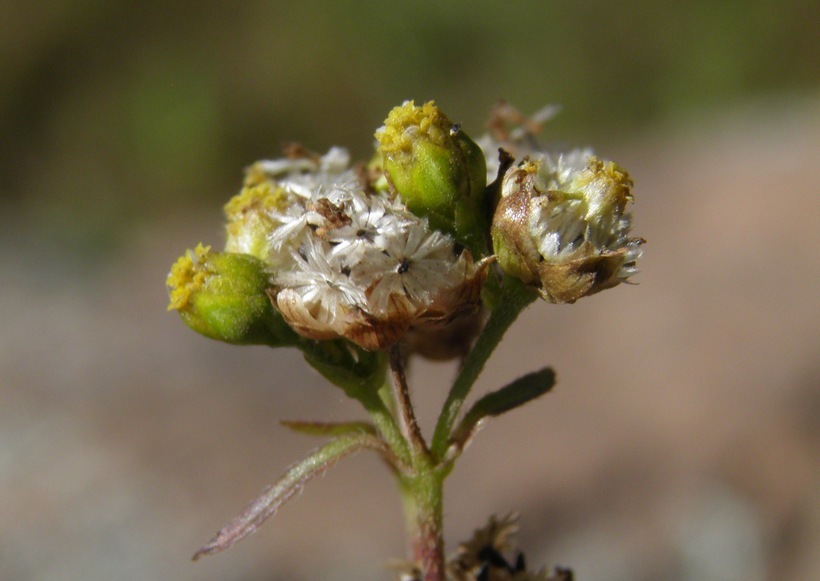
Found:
452,367 -> 555,449
192,433 -> 390,560
280,420 -> 377,438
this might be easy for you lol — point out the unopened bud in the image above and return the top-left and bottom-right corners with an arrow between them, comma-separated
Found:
375,100 -> 488,255
166,244 -> 297,346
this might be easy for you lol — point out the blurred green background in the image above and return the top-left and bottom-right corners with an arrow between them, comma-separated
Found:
2,0 -> 817,262
2,2 -> 818,580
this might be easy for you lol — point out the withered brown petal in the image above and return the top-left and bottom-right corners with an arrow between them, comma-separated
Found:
537,249 -> 627,304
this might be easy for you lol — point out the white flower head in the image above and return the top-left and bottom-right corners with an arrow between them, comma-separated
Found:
256,147 -> 489,350
327,190 -> 414,264
353,224 -> 466,318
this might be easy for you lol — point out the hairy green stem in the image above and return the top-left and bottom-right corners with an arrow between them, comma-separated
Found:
401,466 -> 445,581
360,383 -> 412,468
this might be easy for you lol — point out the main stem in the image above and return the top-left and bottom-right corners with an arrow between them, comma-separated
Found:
401,468 -> 445,581
386,280 -> 536,579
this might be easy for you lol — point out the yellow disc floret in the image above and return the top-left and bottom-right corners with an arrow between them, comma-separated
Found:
224,183 -> 287,259
376,100 -> 450,157
375,100 -> 489,256
166,243 -> 211,311
567,157 -> 633,218
224,182 -> 287,220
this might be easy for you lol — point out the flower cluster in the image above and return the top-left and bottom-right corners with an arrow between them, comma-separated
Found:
167,100 -> 643,353
166,243 -> 297,346
375,100 -> 488,256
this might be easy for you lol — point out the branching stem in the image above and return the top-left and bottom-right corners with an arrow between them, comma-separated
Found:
431,277 -> 536,459
389,344 -> 429,460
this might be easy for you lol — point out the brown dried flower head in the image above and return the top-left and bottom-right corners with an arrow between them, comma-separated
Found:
492,151 -> 643,304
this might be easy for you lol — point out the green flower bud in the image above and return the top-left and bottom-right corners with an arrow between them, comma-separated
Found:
492,153 -> 644,303
166,244 -> 298,346
375,100 -> 488,256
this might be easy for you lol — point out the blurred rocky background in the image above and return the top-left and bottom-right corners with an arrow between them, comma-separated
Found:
1,1 -> 818,579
